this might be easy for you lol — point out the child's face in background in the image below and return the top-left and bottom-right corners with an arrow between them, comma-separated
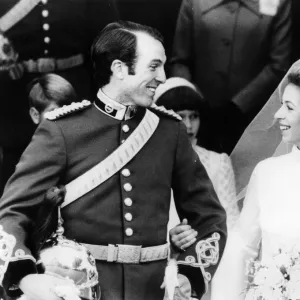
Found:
177,109 -> 200,143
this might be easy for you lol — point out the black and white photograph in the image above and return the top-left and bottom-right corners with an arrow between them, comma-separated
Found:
0,0 -> 298,299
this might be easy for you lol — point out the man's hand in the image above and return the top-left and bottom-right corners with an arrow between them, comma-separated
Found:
19,273 -> 75,300
169,219 -> 198,255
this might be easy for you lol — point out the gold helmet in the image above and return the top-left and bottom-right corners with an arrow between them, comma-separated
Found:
38,235 -> 101,300
36,187 -> 100,300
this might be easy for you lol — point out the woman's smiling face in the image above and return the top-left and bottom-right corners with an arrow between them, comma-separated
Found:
275,83 -> 300,147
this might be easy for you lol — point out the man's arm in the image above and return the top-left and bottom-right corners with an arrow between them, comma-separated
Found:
232,0 -> 292,114
0,120 -> 66,297
172,122 -> 227,298
169,0 -> 194,81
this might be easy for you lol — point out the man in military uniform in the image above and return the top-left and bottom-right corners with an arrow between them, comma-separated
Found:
0,21 -> 226,300
0,0 -> 118,195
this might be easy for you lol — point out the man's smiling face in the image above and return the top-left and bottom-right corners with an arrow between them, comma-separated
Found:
122,32 -> 167,107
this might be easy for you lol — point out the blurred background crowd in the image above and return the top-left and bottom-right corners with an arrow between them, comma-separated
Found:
1,0 -> 299,196
0,0 -> 297,206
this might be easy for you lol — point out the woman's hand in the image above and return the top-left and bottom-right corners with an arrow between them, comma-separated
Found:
169,218 -> 198,255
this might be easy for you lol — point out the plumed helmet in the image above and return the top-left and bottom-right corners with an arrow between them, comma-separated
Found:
38,236 -> 100,300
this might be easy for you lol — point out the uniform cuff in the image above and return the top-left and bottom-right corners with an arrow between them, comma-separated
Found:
3,259 -> 37,297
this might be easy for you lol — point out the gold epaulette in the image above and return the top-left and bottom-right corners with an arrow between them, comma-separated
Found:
45,100 -> 91,121
150,103 -> 182,121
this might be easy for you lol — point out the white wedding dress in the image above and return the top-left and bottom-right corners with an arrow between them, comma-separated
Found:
211,146 -> 300,300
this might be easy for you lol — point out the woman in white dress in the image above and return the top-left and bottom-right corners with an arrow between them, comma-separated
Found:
211,63 -> 300,300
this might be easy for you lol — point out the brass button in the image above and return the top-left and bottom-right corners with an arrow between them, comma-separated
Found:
121,169 -> 131,177
125,228 -> 133,236
124,198 -> 132,206
43,23 -> 50,31
123,183 -> 132,192
44,37 -> 50,44
121,139 -> 125,144
125,213 -> 133,222
42,10 -> 49,17
41,0 -> 48,3
44,49 -> 49,55
122,124 -> 130,133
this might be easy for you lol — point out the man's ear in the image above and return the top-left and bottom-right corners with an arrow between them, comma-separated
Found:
111,59 -> 127,80
29,107 -> 40,125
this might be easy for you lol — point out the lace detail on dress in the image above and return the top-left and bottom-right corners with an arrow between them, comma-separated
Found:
194,145 -> 240,230
218,154 -> 240,230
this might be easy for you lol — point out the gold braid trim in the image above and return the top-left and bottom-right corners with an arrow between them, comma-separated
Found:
177,232 -> 220,294
0,225 -> 16,284
45,100 -> 91,120
150,103 -> 182,121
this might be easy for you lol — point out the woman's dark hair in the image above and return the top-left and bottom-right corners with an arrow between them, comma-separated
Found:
27,74 -> 78,113
91,20 -> 164,88
288,72 -> 300,87
156,86 -> 212,148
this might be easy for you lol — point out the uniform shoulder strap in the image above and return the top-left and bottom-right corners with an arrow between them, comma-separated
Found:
45,100 -> 92,121
150,103 -> 182,121
0,0 -> 41,32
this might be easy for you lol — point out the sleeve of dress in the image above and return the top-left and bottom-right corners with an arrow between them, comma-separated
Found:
0,120 -> 66,297
172,123 -> 227,298
216,154 -> 240,230
169,0 -> 194,81
211,164 -> 262,300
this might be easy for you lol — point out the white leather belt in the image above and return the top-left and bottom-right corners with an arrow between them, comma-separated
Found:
81,243 -> 169,264
21,54 -> 85,73
7,54 -> 85,80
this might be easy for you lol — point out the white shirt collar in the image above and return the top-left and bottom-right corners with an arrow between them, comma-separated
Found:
95,89 -> 137,120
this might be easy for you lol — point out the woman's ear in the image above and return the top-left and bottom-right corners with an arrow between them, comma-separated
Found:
111,59 -> 127,80
29,107 -> 40,125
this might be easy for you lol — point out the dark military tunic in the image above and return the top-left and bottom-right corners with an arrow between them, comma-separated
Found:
0,0 -> 117,193
0,95 -> 226,299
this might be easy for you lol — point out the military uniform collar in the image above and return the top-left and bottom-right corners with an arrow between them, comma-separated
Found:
94,89 -> 137,120
201,0 -> 259,15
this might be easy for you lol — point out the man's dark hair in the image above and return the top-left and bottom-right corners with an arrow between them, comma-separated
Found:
288,72 -> 300,88
28,74 -> 77,113
91,20 -> 164,88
